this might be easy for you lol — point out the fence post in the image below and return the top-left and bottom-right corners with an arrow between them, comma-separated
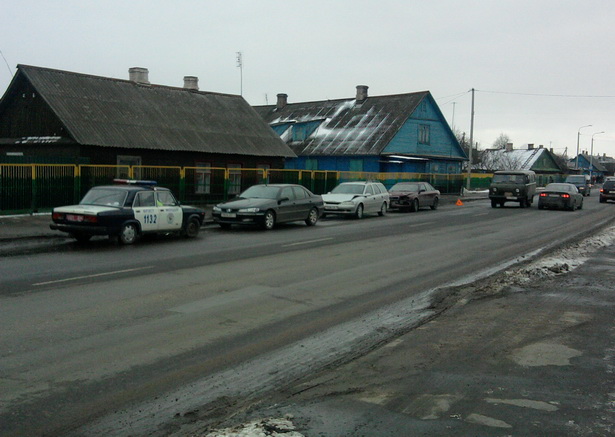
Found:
74,165 -> 81,204
179,167 -> 186,202
31,165 -> 37,213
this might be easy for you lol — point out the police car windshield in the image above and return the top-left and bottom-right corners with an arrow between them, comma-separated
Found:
80,188 -> 127,207
240,185 -> 280,199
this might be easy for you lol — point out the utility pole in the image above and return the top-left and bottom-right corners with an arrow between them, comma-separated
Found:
236,51 -> 243,96
466,88 -> 475,190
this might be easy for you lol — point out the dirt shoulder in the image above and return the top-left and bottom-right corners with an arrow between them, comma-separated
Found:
193,229 -> 615,436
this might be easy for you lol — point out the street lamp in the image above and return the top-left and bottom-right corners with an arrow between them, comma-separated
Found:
590,131 -> 605,181
576,124 -> 592,170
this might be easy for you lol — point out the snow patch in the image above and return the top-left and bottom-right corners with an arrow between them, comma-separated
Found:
204,417 -> 304,437
504,226 -> 615,283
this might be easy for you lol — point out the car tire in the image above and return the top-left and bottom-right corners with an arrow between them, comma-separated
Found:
354,204 -> 364,219
184,218 -> 200,238
73,233 -> 92,243
410,199 -> 419,212
491,199 -> 498,208
119,222 -> 138,245
430,197 -> 439,210
219,223 -> 232,229
600,197 -> 606,203
538,203 -> 544,210
378,202 -> 387,216
262,210 -> 276,230
579,200 -> 583,210
305,207 -> 319,226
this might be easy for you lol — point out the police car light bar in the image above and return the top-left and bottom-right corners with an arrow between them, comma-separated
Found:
113,179 -> 158,186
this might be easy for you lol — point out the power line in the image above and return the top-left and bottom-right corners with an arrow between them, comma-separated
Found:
476,89 -> 615,98
0,49 -> 12,76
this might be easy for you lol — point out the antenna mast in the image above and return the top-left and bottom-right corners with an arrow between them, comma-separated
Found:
236,51 -> 243,96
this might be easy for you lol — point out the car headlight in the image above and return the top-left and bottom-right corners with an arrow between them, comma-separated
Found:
492,187 -> 497,193
340,201 -> 356,207
213,206 -> 221,212
515,188 -> 520,193
239,207 -> 260,213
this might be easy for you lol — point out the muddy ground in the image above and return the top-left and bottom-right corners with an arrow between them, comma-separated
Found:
190,229 -> 615,437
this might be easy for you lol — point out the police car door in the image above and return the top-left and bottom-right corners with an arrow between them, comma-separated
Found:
155,190 -> 182,231
133,191 -> 159,232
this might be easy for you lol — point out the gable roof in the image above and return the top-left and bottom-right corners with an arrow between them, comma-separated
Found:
2,65 -> 295,157
479,147 -> 563,172
253,91 -> 429,156
568,153 -> 607,172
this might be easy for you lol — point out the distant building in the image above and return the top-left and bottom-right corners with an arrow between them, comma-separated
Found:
253,86 -> 467,174
478,143 -> 565,181
568,153 -> 609,181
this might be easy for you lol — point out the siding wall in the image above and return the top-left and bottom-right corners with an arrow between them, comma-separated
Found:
383,97 -> 465,160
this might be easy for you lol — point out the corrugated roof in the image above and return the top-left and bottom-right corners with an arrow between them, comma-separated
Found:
253,92 -> 428,156
16,65 -> 295,157
479,147 -> 563,172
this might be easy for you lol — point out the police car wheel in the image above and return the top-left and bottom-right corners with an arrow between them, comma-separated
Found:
119,223 -> 138,245
185,218 -> 200,238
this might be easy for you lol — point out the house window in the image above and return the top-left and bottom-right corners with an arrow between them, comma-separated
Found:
228,164 -> 242,195
117,155 -> 141,179
418,125 -> 430,145
305,158 -> 318,170
349,159 -> 364,173
195,162 -> 211,194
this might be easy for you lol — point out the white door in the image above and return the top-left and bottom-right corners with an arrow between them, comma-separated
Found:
132,191 -> 159,232
155,190 -> 182,231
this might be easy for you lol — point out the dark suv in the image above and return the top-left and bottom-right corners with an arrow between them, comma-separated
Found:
489,170 -> 536,208
600,179 -> 615,203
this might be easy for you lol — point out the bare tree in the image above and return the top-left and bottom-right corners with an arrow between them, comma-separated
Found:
492,133 -> 511,149
477,149 -> 525,171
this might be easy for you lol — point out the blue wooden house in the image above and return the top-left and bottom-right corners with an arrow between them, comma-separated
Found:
253,86 -> 467,174
568,153 -> 607,181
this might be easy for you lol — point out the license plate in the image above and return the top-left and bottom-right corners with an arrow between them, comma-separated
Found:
504,192 -> 513,197
221,212 -> 236,218
326,206 -> 338,210
66,214 -> 83,222
549,194 -> 559,197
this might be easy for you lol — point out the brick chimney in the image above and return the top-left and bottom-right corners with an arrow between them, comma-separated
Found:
183,76 -> 199,90
356,85 -> 368,102
528,144 -> 534,150
505,142 -> 513,152
129,67 -> 150,84
276,93 -> 288,110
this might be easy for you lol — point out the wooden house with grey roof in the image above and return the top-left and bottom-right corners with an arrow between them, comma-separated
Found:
253,86 -> 467,175
0,65 -> 295,172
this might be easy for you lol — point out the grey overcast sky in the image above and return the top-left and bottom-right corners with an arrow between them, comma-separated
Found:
2,0 -> 615,157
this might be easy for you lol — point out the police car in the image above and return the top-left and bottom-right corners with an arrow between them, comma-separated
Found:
50,180 -> 206,244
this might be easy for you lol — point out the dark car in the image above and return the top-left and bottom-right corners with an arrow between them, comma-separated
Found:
212,184 -> 323,230
388,182 -> 440,212
489,170 -> 536,208
50,179 -> 206,244
564,174 -> 591,196
538,183 -> 583,211
599,179 -> 615,203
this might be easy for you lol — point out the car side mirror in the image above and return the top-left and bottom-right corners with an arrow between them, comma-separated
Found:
278,197 -> 290,204
419,189 -> 425,193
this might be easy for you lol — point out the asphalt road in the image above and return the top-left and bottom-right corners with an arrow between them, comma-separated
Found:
1,197 -> 613,436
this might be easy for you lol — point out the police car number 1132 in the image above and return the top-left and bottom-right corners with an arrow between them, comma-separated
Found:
143,214 -> 157,224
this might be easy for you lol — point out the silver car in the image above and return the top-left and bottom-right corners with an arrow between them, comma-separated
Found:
321,181 -> 390,219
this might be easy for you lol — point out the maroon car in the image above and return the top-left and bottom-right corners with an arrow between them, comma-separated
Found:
388,182 -> 440,212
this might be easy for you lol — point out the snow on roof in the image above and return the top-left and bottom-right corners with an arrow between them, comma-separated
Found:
479,148 -> 544,171
254,92 -> 428,156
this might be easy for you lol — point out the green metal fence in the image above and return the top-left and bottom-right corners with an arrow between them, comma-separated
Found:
3,163 -> 560,215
